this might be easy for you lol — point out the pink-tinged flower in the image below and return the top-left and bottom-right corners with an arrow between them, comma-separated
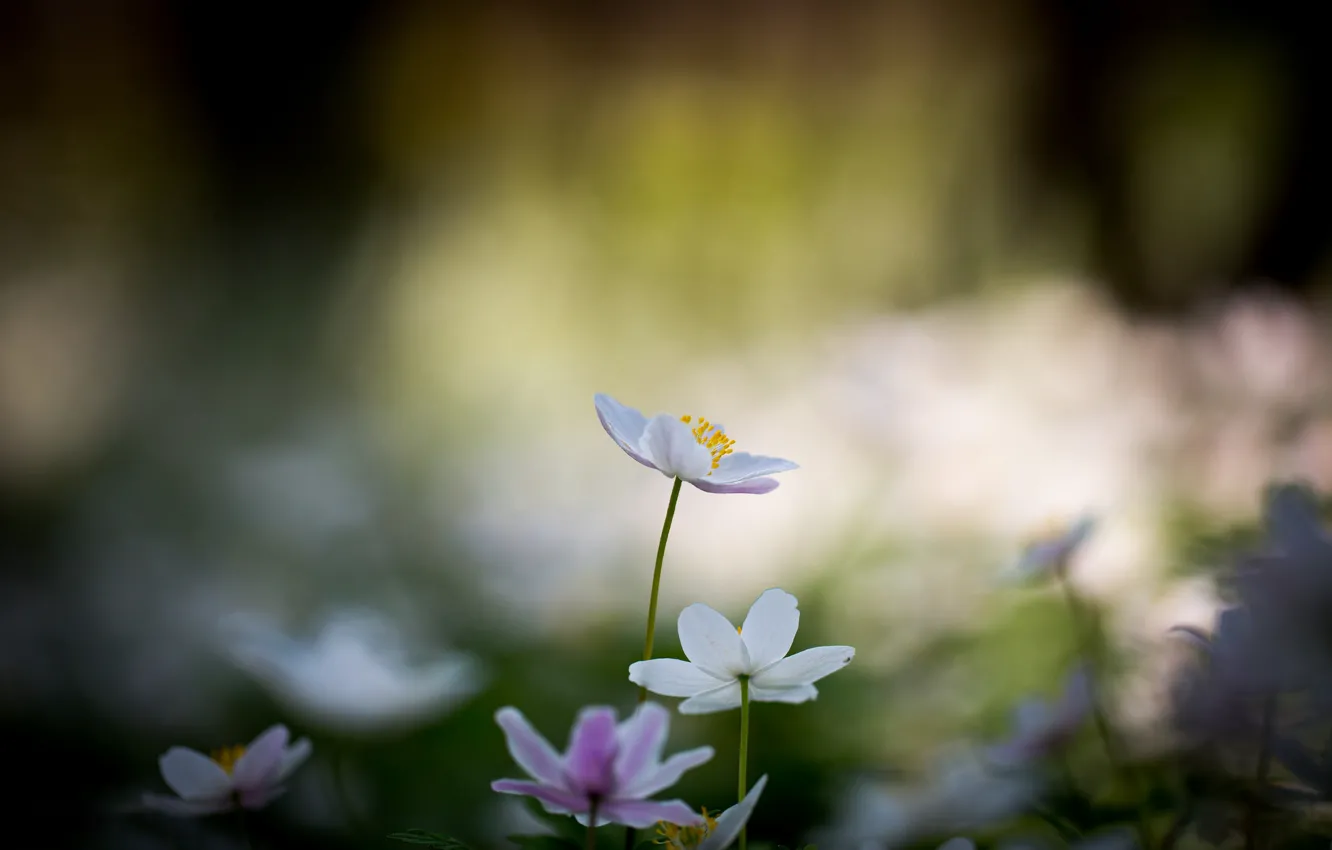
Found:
629,588 -> 855,714
142,724 -> 312,816
986,666 -> 1093,767
491,702 -> 714,828
594,394 -> 797,494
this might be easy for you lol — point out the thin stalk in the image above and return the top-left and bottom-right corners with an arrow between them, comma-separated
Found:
738,676 -> 751,850
638,477 -> 683,702
626,477 -> 684,850
588,797 -> 600,850
1057,572 -> 1154,850
1245,696 -> 1277,850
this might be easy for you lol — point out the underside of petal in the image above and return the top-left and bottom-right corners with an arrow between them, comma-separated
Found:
492,779 -> 588,815
496,707 -> 567,787
752,645 -> 854,689
678,681 -> 744,714
707,452 -> 799,485
158,748 -> 233,801
628,658 -> 725,697
689,477 -> 780,495
595,394 -> 657,469
594,797 -> 706,829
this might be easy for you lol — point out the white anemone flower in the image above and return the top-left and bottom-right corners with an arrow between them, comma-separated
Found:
223,610 -> 483,735
629,588 -> 855,713
595,394 -> 798,494
654,775 -> 769,850
143,724 -> 312,815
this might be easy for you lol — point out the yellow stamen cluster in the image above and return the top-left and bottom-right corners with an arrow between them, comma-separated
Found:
678,415 -> 735,475
210,745 -> 247,775
654,808 -> 720,849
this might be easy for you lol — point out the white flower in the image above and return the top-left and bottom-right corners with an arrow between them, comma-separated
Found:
223,609 -> 484,734
142,724 -> 311,816
629,588 -> 854,713
655,775 -> 769,850
595,394 -> 798,494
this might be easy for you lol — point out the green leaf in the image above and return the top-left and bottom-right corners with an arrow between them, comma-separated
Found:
387,829 -> 475,849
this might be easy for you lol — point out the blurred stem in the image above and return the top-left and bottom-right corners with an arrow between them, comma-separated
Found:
336,747 -> 367,841
588,798 -> 600,850
1246,696 -> 1277,850
625,476 -> 683,850
1159,802 -> 1194,850
1057,571 -> 1154,850
237,808 -> 255,850
637,476 -> 683,702
738,676 -> 751,850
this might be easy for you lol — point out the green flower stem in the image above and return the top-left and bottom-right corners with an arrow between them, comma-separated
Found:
588,797 -> 600,850
1245,695 -> 1277,850
1057,572 -> 1153,850
637,477 -> 683,703
738,676 -> 751,850
626,477 -> 684,850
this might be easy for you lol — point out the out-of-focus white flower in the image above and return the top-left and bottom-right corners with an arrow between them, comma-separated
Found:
629,588 -> 854,713
653,775 -> 769,850
142,724 -> 311,816
1006,516 -> 1096,582
595,394 -> 798,494
223,610 -> 483,734
986,665 -> 1093,768
815,749 -> 1043,848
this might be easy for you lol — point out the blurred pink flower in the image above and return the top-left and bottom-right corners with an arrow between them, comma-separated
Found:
142,724 -> 311,816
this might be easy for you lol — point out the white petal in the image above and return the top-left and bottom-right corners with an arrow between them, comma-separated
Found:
749,683 -> 819,704
708,453 -> 799,485
679,681 -> 744,714
629,658 -> 726,697
639,415 -> 712,480
594,394 -> 655,468
158,747 -> 233,800
233,725 -> 290,791
619,745 -> 716,799
678,603 -> 750,678
277,737 -> 313,781
751,645 -> 854,689
740,589 -> 800,671
698,775 -> 768,850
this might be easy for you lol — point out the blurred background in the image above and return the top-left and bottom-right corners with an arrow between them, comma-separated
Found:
3,1 -> 1331,847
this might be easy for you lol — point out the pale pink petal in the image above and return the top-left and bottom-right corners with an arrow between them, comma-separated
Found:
239,784 -> 287,810
492,779 -> 588,814
751,646 -> 854,689
141,792 -> 232,816
564,706 -> 618,795
595,394 -> 656,469
628,659 -> 725,697
619,746 -> 715,799
678,681 -> 744,714
678,603 -> 749,678
232,725 -> 289,791
158,748 -> 233,800
595,798 -> 706,829
707,453 -> 798,485
613,702 -> 669,791
496,707 -> 567,787
689,477 -> 780,495
740,589 -> 800,671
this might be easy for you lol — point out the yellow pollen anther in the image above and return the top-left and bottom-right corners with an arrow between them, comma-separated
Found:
679,413 -> 737,476
210,744 -> 247,776
654,808 -> 720,848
